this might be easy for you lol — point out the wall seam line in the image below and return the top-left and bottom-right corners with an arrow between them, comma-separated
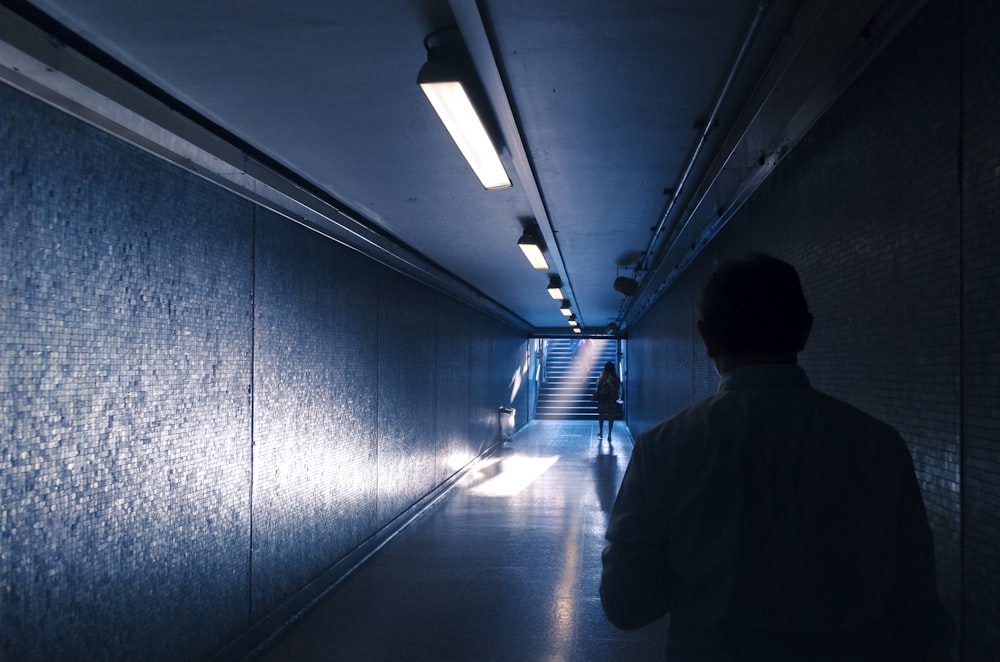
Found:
248,203 -> 258,625
955,1 -> 966,655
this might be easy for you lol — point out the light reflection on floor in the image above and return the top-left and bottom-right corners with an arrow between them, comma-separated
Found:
258,420 -> 670,661
469,455 -> 560,497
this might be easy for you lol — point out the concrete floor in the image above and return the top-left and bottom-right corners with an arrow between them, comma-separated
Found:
254,420 -> 669,661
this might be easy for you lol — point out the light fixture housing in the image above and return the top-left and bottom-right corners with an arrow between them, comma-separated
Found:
614,276 -> 640,296
560,300 -> 572,316
418,38 -> 511,190
517,227 -> 549,270
546,275 -> 564,300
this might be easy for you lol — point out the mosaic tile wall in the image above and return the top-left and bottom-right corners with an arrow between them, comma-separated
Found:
1,79 -> 529,660
249,208 -> 382,620
376,270 -> 439,528
626,1 -> 997,656
434,296 -> 474,486
0,82 -> 255,659
250,214 -> 530,624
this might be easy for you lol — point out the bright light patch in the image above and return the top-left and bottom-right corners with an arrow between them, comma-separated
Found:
470,455 -> 559,497
509,365 -> 523,402
517,240 -> 549,269
419,81 -> 511,190
445,452 -> 474,472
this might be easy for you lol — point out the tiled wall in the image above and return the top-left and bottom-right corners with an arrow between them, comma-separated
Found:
960,1 -> 1000,657
249,208 -> 383,621
625,0 -> 997,657
0,78 -> 528,660
1,81 -> 256,660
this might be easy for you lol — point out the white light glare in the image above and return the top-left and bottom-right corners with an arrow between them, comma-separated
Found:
420,81 -> 511,190
470,455 -> 560,497
518,242 -> 549,270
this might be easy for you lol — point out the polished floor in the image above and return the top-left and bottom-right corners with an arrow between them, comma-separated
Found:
255,420 -> 670,661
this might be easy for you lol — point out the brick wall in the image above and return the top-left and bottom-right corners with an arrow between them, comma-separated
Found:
0,78 -> 528,660
626,0 -> 997,657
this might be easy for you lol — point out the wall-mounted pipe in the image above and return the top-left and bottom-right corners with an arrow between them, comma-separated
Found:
638,1 -> 770,275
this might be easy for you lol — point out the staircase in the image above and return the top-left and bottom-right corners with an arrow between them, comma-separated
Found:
535,338 -> 618,420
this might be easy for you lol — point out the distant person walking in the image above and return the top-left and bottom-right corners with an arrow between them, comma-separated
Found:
592,361 -> 620,442
600,254 -> 953,661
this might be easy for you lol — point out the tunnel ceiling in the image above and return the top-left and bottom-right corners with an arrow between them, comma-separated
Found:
4,0 -> 926,334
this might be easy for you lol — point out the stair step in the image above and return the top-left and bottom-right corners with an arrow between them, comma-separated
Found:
535,338 -> 619,422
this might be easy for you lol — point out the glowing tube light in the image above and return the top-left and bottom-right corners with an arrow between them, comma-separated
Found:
418,45 -> 511,190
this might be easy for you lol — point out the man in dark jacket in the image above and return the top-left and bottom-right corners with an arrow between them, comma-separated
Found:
600,254 -> 952,661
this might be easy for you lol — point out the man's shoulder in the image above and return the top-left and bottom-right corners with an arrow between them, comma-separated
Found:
637,382 -> 905,451
636,393 -> 725,448
807,388 -> 903,437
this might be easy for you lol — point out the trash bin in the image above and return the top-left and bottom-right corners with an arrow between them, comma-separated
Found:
498,406 -> 516,442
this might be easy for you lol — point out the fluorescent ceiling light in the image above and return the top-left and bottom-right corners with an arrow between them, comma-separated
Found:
418,44 -> 511,190
517,227 -> 549,270
546,275 -> 564,300
572,327 -> 582,334
560,300 -> 572,316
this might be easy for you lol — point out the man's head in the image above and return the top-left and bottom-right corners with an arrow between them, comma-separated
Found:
697,254 -> 813,368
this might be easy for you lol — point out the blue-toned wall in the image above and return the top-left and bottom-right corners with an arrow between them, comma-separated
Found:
625,1 -> 998,657
0,77 -> 529,660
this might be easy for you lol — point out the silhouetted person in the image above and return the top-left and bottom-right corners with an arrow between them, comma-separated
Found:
593,361 -> 620,441
601,254 -> 952,661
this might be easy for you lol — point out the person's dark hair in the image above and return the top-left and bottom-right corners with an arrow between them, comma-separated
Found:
699,253 -> 811,355
602,361 -> 616,375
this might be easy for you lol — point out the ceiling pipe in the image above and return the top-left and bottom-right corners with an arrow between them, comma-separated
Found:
637,1 -> 770,276
624,0 -> 925,329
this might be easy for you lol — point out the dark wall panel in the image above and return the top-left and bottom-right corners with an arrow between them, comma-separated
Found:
745,0 -> 963,622
627,0 -> 993,655
1,83 -> 254,660
627,276 -> 699,436
961,0 -> 1000,656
